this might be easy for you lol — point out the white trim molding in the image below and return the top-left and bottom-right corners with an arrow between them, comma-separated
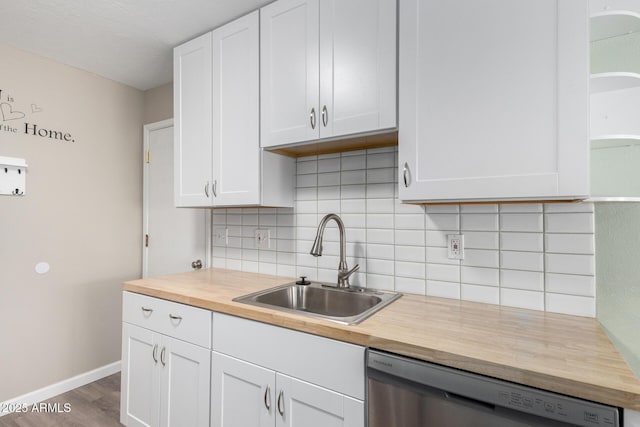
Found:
0,361 -> 121,417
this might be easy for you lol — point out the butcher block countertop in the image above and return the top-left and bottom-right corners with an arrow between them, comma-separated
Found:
123,268 -> 640,410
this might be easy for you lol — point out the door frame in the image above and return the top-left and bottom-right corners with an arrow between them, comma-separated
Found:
142,119 -> 211,278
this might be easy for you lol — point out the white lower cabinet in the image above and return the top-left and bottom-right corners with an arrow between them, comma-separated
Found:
121,292 -> 212,427
211,352 -> 363,427
211,313 -> 365,427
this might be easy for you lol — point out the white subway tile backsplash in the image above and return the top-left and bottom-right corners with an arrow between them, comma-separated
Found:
396,245 -> 426,263
341,170 -> 366,185
545,293 -> 595,317
545,213 -> 594,233
426,213 -> 459,231
545,253 -> 595,276
396,277 -> 426,294
462,249 -> 499,268
318,157 -> 341,173
464,231 -> 499,250
460,204 -> 498,214
211,147 -> 597,317
544,202 -> 594,213
461,213 -> 499,231
368,228 -> 394,245
545,234 -> 594,254
427,281 -> 460,299
461,284 -> 500,304
396,261 -> 426,280
500,232 -> 544,252
318,172 -> 340,187
499,203 -> 543,213
367,244 -> 395,260
500,269 -> 544,291
367,183 -> 395,198
500,251 -> 543,272
460,266 -> 499,287
500,213 -> 543,232
545,273 -> 595,297
341,154 -> 366,171
427,263 -> 460,283
500,288 -> 544,311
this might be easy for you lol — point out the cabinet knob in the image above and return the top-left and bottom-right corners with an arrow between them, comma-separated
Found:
321,105 -> 328,127
152,344 -> 158,364
160,347 -> 166,367
204,182 -> 210,198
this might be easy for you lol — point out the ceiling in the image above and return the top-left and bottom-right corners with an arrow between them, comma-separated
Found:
0,0 -> 272,91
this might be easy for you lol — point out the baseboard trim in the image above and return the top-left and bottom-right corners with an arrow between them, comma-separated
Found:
0,361 -> 121,417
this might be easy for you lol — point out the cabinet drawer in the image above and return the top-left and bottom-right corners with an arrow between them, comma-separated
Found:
211,312 -> 365,400
123,292 -> 211,348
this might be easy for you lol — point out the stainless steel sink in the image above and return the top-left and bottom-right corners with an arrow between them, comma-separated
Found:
233,281 -> 401,325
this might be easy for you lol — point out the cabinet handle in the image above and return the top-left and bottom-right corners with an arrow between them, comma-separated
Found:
169,314 -> 182,321
160,347 -> 166,367
141,307 -> 153,315
204,182 -> 210,198
277,390 -> 284,416
264,385 -> 271,410
321,105 -> 328,127
403,162 -> 410,188
310,108 -> 316,130
152,344 -> 158,364
212,180 -> 217,197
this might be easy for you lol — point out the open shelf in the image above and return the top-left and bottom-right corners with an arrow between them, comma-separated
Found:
591,136 -> 640,150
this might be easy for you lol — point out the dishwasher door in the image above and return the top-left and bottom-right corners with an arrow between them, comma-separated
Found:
367,350 -> 620,427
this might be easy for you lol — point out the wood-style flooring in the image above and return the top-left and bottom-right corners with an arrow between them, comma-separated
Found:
0,373 -> 122,427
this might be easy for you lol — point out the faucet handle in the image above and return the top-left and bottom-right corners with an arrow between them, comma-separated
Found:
338,264 -> 360,287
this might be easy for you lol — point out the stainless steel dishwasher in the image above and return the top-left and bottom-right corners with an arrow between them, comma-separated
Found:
367,349 -> 620,427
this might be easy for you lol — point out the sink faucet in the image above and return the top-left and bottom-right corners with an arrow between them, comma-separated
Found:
310,213 -> 360,288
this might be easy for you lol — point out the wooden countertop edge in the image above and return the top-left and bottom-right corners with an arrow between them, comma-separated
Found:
122,280 -> 640,411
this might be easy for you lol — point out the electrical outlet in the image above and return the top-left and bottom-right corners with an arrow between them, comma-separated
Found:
447,234 -> 464,260
255,229 -> 271,249
213,227 -> 228,246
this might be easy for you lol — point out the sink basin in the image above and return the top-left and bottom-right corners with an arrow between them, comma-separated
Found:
233,281 -> 401,325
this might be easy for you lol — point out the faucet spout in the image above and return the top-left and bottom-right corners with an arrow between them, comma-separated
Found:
310,214 -> 357,288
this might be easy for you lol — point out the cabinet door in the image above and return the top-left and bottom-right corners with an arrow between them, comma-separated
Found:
174,32 -> 213,207
212,11 -> 261,206
276,374 -> 364,427
121,323 -> 161,427
159,336 -> 211,427
319,0 -> 396,139
261,0 -> 320,147
211,351 -> 275,427
399,0 -> 590,202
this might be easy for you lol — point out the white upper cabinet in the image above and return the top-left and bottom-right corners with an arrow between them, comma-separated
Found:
174,33 -> 213,207
261,0 -> 397,148
174,12 -> 294,208
398,0 -> 590,202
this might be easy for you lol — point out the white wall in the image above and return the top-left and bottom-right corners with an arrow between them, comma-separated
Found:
211,147 -> 597,317
0,44 -> 144,402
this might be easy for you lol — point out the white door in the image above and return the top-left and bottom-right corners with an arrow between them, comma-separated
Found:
319,0 -> 396,138
212,11 -> 261,206
121,323 -> 161,427
143,120 -> 208,278
159,336 -> 211,427
261,0 -> 320,147
174,33 -> 213,206
276,374 -> 364,427
398,0 -> 590,202
211,351 -> 275,427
